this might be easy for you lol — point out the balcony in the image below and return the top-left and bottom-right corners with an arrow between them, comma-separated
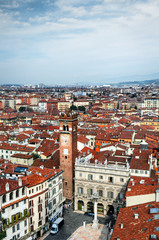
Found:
2,213 -> 29,230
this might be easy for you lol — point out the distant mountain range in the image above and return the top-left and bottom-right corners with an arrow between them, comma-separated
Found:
114,79 -> 159,86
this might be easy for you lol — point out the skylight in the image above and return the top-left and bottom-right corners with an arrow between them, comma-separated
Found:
150,208 -> 159,214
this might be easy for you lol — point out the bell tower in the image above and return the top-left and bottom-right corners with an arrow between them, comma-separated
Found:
59,110 -> 78,200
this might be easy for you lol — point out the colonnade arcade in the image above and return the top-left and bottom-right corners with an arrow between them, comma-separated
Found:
75,199 -> 116,216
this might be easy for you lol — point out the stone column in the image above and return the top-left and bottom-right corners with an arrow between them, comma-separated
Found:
92,193 -> 99,229
74,199 -> 78,211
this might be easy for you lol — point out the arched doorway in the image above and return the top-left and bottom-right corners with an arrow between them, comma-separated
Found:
97,203 -> 104,215
87,201 -> 94,213
107,205 -> 114,215
78,200 -> 84,211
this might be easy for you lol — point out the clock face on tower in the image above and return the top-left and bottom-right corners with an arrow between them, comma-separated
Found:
61,134 -> 69,146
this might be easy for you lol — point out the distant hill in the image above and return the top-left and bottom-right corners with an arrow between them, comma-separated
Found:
114,79 -> 159,86
0,84 -> 22,87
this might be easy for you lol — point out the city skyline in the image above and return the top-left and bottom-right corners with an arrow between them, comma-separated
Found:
0,0 -> 159,86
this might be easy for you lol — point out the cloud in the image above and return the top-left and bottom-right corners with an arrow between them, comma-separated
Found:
0,0 -> 159,85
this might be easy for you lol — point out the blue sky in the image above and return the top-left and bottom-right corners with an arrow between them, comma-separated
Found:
0,0 -> 159,86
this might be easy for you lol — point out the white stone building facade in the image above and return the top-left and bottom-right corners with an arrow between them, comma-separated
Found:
74,157 -> 130,216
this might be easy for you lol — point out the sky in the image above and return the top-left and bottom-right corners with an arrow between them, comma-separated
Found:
0,0 -> 159,86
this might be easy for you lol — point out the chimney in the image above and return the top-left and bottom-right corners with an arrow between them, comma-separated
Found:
120,223 -> 124,229
134,213 -> 139,219
5,182 -> 10,192
40,165 -> 44,169
140,180 -> 145,184
18,178 -> 22,187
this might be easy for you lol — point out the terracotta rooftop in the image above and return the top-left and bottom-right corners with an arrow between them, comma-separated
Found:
111,201 -> 159,240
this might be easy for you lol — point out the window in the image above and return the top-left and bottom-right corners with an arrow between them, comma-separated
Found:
120,178 -> 124,182
108,177 -> 113,183
53,198 -> 56,205
24,199 -> 26,204
32,189 -> 34,193
87,188 -> 93,196
107,191 -> 114,199
12,226 -> 15,233
49,202 -> 52,210
65,156 -> 67,159
2,194 -> 6,203
78,187 -> 83,195
17,223 -> 20,230
99,175 -> 103,180
59,176 -> 62,180
16,190 -> 19,198
29,190 -> 31,194
88,174 -> 93,181
10,192 -> 13,200
98,190 -> 103,197
22,187 -> 25,195
59,193 -> 62,202
16,203 -> 19,207
36,187 -> 38,191
79,173 -> 82,177
38,220 -> 42,227
53,188 -> 56,195
65,182 -> 67,186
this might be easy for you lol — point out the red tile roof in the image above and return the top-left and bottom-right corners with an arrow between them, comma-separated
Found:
126,175 -> 158,197
112,202 -> 159,240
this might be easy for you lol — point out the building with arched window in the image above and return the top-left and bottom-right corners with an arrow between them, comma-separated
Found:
74,156 -> 130,216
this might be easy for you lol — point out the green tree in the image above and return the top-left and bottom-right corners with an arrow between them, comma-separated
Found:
78,106 -> 85,112
19,107 -> 26,112
70,105 -> 77,111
